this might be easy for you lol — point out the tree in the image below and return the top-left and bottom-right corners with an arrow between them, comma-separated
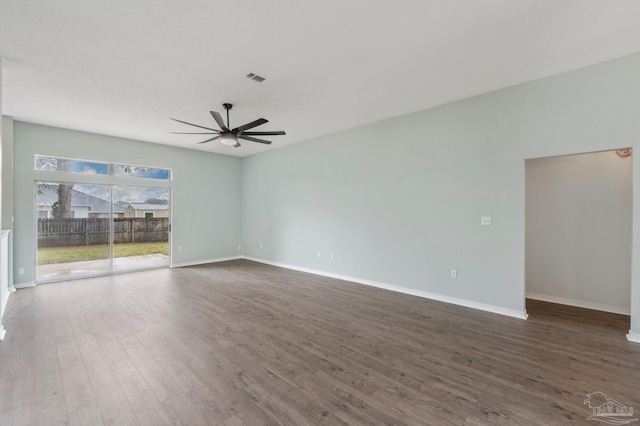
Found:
51,183 -> 73,218
36,157 -> 74,218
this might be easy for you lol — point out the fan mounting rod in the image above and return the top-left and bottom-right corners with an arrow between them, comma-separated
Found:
223,103 -> 233,127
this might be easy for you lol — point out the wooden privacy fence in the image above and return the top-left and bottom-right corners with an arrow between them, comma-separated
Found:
38,218 -> 169,247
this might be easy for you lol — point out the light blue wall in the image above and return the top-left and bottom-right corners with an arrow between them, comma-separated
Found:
6,53 -> 640,333
12,122 -> 243,284
243,53 -> 640,323
2,117 -> 14,293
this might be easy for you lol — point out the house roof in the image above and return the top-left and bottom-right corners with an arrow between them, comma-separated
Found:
2,1 -> 640,157
127,203 -> 169,211
37,186 -> 126,213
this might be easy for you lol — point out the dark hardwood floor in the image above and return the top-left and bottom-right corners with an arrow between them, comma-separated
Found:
1,259 -> 639,425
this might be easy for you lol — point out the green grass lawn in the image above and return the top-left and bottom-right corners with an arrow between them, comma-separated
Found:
38,242 -> 169,265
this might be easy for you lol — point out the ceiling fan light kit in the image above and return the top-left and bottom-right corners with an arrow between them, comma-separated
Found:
220,133 -> 238,146
169,103 -> 285,148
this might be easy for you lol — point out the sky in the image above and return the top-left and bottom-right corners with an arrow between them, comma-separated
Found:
35,156 -> 171,180
35,156 -> 171,203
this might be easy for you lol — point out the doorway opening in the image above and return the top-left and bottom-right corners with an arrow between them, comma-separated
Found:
36,181 -> 171,282
524,149 -> 632,327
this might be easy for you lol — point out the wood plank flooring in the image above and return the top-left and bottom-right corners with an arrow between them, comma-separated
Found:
1,259 -> 639,425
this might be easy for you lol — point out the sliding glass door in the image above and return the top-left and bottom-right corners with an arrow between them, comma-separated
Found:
113,185 -> 170,272
36,182 -> 112,281
36,181 -> 170,282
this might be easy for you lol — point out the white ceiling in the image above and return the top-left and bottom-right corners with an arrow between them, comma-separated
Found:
2,1 -> 640,157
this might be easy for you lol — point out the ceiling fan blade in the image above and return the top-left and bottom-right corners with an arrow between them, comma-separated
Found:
238,135 -> 272,145
197,136 -> 221,144
241,130 -> 286,136
170,118 -> 219,132
210,111 -> 229,131
233,118 -> 268,133
169,131 -> 219,134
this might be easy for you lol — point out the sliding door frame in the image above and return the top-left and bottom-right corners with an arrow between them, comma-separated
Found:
34,179 -> 172,283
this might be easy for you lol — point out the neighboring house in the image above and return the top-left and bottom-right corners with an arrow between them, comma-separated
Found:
124,202 -> 169,218
37,186 -> 126,218
89,201 -> 127,219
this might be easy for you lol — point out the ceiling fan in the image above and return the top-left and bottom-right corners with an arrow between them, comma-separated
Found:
170,103 -> 285,148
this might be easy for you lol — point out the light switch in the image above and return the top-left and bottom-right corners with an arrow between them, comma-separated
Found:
481,217 -> 492,226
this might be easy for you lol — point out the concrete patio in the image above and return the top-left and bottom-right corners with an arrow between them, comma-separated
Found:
37,253 -> 169,281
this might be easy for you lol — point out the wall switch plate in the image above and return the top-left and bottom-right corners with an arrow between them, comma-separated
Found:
178,246 -> 182,252
481,216 -> 492,226
19,268 -> 25,275
450,269 -> 457,279
330,252 -> 334,260
317,251 -> 321,258
259,243 -> 263,249
238,245 -> 242,251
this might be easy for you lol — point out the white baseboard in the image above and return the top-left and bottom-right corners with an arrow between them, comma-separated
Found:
0,293 -> 8,341
244,256 -> 528,320
171,255 -> 242,268
0,289 -> 10,341
14,281 -> 35,289
1,292 -> 8,315
526,292 -> 630,315
627,331 -> 640,343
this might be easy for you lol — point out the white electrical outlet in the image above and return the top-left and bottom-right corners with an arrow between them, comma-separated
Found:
238,245 -> 242,251
19,268 -> 25,275
450,269 -> 457,279
481,216 -> 492,226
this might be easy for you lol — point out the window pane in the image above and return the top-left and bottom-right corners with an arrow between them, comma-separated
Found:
113,164 -> 171,180
113,185 -> 170,272
36,182 -> 111,281
35,156 -> 109,175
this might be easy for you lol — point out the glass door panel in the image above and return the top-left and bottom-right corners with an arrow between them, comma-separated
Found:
112,186 -> 170,272
36,182 -> 111,281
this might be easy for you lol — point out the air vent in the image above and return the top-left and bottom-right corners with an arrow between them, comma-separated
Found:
246,73 -> 266,83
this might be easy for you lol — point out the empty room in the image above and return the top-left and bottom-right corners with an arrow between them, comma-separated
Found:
1,1 -> 640,425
